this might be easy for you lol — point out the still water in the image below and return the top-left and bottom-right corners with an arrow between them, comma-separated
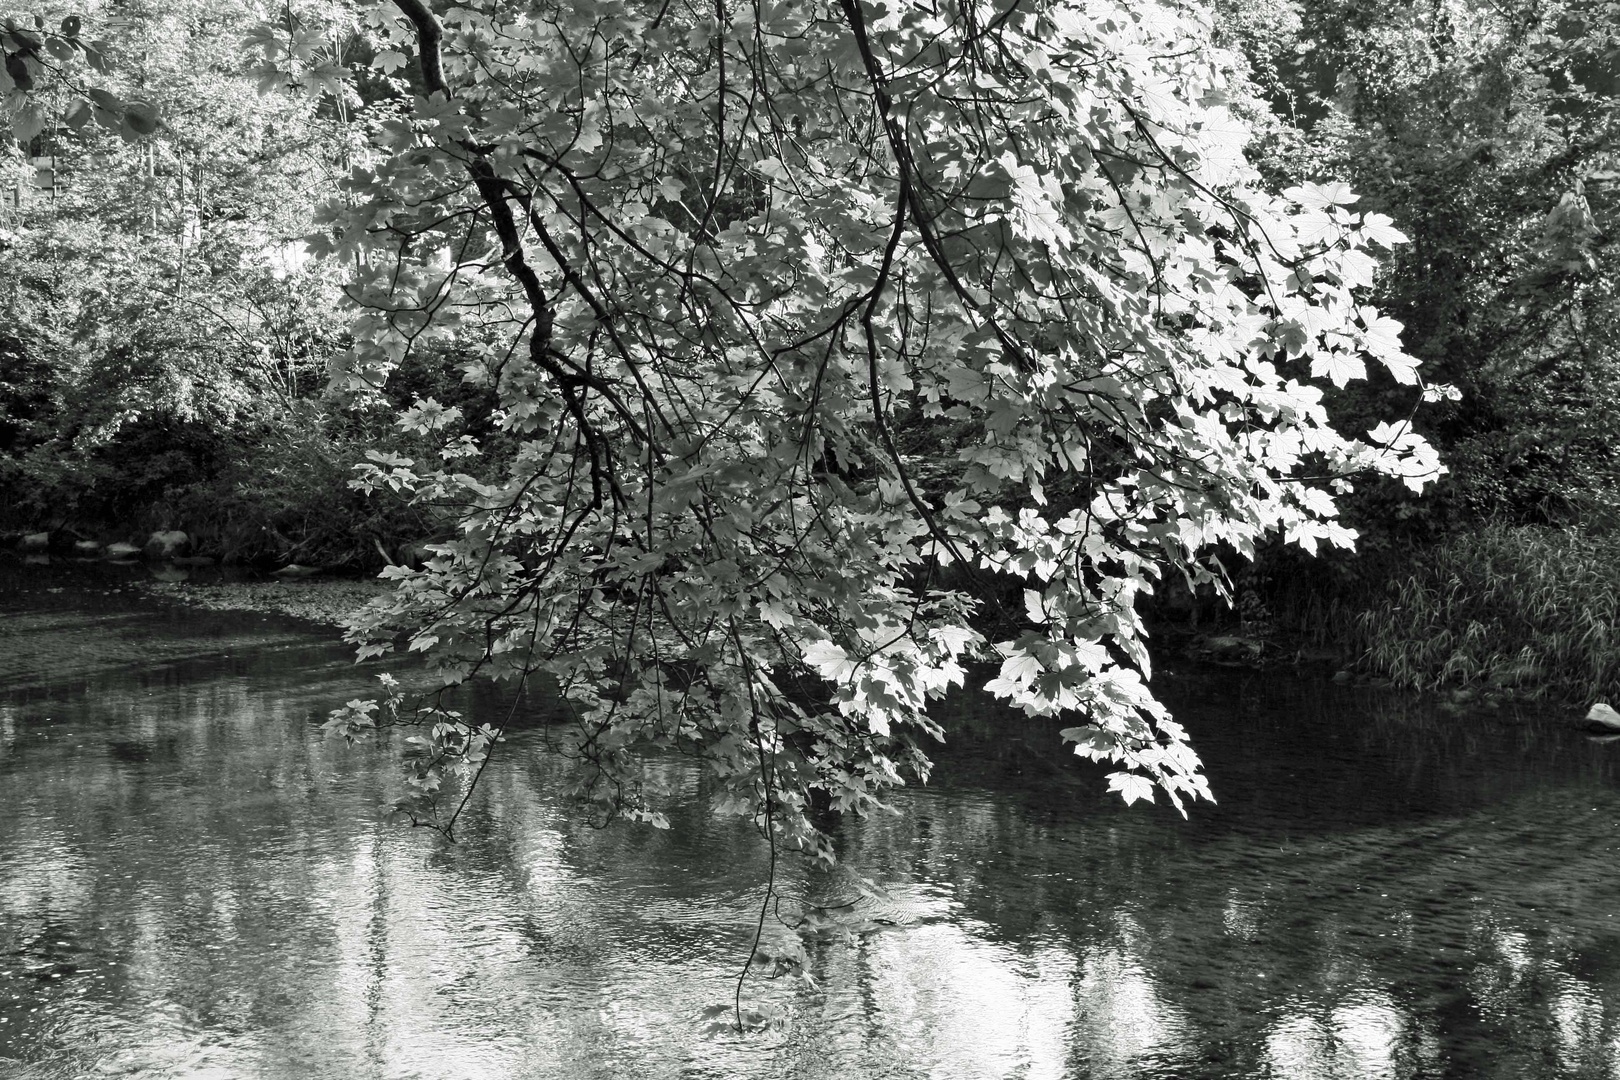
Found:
4,565 -> 1620,1079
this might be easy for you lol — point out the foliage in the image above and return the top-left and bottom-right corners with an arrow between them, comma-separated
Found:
1161,0 -> 1620,660
1260,0 -> 1620,531
1355,524 -> 1620,703
1,5 -> 157,146
0,1 -> 408,560
287,0 -> 1446,858
164,403 -> 436,566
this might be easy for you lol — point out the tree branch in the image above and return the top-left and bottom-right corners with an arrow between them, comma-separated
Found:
391,0 -> 446,97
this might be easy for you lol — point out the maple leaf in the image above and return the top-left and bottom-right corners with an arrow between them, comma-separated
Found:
1311,351 -> 1366,388
1106,771 -> 1156,806
1286,181 -> 1359,210
1360,212 -> 1411,248
1358,307 -> 1406,356
802,640 -> 859,682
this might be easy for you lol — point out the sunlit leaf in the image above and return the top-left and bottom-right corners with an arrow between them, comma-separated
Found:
10,101 -> 43,144
62,96 -> 91,130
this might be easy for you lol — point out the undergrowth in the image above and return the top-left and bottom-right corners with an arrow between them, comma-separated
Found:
1353,524 -> 1620,704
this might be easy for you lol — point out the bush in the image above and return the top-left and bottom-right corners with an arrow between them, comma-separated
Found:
164,404 -> 435,568
1354,524 -> 1620,703
0,397 -> 438,569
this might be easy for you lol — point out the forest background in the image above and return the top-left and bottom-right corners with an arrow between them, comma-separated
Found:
2,0 -> 1619,712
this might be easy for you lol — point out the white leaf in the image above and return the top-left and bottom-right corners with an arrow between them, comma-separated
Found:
802,640 -> 858,682
992,650 -> 1043,691
1358,307 -> 1406,356
1334,248 -> 1378,289
1286,181 -> 1359,210
929,625 -> 978,655
1107,771 -> 1156,806
1310,351 -> 1365,388
1367,420 -> 1408,447
1295,209 -> 1339,248
1360,212 -> 1410,247
1380,352 -> 1420,385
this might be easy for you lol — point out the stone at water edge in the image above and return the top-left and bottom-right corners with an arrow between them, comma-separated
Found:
144,530 -> 190,559
72,539 -> 103,555
1584,703 -> 1620,732
271,563 -> 323,578
20,532 -> 49,550
104,542 -> 141,560
1198,635 -> 1264,664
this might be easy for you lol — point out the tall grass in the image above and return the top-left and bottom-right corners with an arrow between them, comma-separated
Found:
1354,525 -> 1620,703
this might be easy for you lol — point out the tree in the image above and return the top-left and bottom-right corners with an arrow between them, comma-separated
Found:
1328,0 -> 1620,529
9,1 -> 1446,844
291,0 -> 1447,859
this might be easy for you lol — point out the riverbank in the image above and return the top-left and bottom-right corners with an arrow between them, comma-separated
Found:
1142,525 -> 1620,714
0,549 -> 390,631
134,576 -> 391,629
14,526 -> 1618,711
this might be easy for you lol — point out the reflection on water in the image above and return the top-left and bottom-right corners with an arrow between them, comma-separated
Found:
5,565 -> 1620,1078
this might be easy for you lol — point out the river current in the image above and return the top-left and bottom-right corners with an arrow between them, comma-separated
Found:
4,562 -> 1620,1079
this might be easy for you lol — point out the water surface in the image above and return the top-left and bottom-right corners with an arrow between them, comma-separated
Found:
4,561 -> 1620,1078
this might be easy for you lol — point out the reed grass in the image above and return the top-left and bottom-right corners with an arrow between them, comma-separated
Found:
1353,525 -> 1620,703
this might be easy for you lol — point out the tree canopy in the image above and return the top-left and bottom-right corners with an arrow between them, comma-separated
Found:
299,0 -> 1445,856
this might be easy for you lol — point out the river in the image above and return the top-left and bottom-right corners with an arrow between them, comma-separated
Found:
4,561 -> 1620,1079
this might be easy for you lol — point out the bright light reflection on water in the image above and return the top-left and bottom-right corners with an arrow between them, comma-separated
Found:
7,569 -> 1620,1078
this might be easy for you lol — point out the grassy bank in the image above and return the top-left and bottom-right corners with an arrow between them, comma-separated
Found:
1352,525 -> 1620,704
